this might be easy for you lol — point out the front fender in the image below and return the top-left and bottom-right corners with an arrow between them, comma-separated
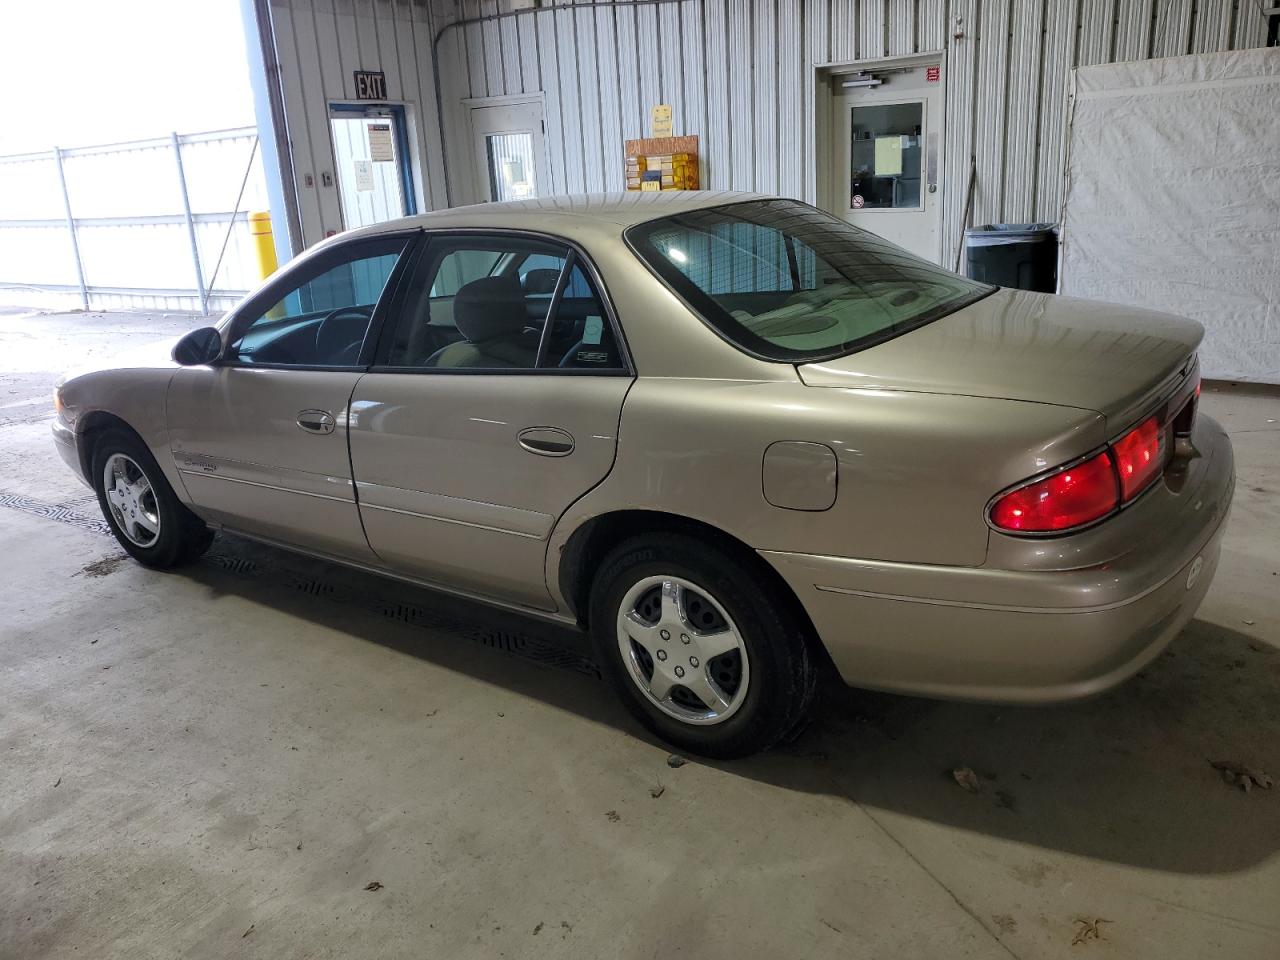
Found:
56,367 -> 188,503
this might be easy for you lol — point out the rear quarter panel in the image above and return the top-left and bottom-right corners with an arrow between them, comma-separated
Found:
546,377 -> 1106,602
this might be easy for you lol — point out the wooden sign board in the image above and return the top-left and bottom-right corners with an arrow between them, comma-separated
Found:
624,135 -> 699,158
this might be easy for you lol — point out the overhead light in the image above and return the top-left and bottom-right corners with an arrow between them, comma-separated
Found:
841,73 -> 883,89
667,247 -> 688,264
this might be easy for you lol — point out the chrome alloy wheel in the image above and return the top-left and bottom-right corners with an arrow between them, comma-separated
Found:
103,453 -> 161,547
616,575 -> 750,725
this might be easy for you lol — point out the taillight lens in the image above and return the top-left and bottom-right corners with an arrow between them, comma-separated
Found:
1111,415 -> 1163,501
990,451 -> 1119,533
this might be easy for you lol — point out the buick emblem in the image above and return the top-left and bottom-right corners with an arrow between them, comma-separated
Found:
1185,556 -> 1204,591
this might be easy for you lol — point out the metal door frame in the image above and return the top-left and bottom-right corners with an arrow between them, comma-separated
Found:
462,93 -> 550,205
327,101 -> 419,218
812,52 -> 946,226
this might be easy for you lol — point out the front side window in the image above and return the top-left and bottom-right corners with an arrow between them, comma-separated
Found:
626,198 -> 993,363
229,236 -> 408,366
383,235 -> 623,371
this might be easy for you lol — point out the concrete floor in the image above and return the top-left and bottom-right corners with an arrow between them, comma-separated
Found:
2,307 -> 1278,960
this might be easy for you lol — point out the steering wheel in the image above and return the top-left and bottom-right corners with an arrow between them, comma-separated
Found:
314,306 -> 374,365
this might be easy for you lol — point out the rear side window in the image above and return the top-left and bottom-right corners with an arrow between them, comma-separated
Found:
553,263 -> 619,369
626,198 -> 993,362
382,235 -> 624,372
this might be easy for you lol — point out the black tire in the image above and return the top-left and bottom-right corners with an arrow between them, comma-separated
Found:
589,532 -> 817,759
91,427 -> 214,568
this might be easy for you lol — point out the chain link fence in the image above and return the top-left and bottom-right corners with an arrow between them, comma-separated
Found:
0,127 -> 270,315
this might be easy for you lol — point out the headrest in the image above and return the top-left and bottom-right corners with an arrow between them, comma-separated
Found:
454,275 -> 527,343
521,268 -> 562,294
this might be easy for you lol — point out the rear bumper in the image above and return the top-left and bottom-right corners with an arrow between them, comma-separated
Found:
761,415 -> 1235,703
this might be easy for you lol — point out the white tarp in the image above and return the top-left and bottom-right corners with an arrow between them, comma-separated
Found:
1060,48 -> 1280,383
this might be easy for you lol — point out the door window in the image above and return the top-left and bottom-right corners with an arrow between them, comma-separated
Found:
485,133 -> 537,201
516,252 -> 578,298
382,236 -> 622,371
228,236 -> 408,367
549,263 -> 621,369
329,104 -> 416,229
470,102 -> 549,205
850,102 -> 924,209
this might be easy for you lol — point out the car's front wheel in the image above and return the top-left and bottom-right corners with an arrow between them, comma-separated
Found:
589,533 -> 817,758
92,428 -> 213,568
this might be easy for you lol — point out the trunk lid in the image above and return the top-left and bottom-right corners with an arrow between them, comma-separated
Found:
797,289 -> 1202,426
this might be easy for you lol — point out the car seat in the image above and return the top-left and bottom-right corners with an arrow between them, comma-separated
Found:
425,275 -> 539,368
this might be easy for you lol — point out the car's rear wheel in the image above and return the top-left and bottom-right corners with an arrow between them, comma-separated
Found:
92,428 -> 213,568
589,532 -> 816,758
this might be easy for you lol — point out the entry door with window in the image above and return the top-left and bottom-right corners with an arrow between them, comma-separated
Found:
168,235 -> 412,560
348,232 -> 631,609
329,103 -> 417,229
469,101 -> 550,203
835,63 -> 943,262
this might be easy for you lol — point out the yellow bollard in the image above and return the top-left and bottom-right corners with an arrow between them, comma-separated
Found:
248,211 -> 283,318
247,211 -> 278,280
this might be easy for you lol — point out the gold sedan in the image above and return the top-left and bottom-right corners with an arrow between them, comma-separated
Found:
52,193 -> 1234,757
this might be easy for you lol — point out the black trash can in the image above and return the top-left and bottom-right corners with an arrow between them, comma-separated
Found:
963,223 -> 1058,292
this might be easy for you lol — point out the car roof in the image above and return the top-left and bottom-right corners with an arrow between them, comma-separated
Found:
339,190 -> 769,244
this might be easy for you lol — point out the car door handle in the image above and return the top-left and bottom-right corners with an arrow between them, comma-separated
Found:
296,409 -> 336,435
517,426 -> 575,457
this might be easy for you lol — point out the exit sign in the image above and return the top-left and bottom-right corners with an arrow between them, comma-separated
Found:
353,70 -> 387,100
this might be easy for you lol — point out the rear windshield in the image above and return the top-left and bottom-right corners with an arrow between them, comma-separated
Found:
625,198 -> 994,363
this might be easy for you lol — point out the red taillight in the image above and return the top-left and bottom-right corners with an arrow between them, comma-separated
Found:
990,451 -> 1119,533
1111,415 -> 1163,501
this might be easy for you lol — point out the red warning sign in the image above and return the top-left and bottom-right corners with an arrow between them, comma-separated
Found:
926,65 -> 941,83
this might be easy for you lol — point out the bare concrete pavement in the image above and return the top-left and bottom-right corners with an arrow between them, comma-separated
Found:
2,308 -> 1278,959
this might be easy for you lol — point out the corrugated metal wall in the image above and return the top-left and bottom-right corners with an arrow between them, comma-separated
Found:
434,0 -> 1267,266
266,0 -> 457,245
270,0 -> 1269,264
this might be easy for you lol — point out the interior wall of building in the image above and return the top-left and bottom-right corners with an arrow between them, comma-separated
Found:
266,0 -> 460,246
437,0 -> 1267,268
267,0 -> 1269,261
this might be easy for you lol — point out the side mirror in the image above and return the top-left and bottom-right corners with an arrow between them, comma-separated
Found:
172,327 -> 223,366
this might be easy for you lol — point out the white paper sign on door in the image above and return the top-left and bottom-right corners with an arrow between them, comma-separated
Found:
874,136 -> 903,176
354,160 -> 375,191
368,123 -> 394,162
